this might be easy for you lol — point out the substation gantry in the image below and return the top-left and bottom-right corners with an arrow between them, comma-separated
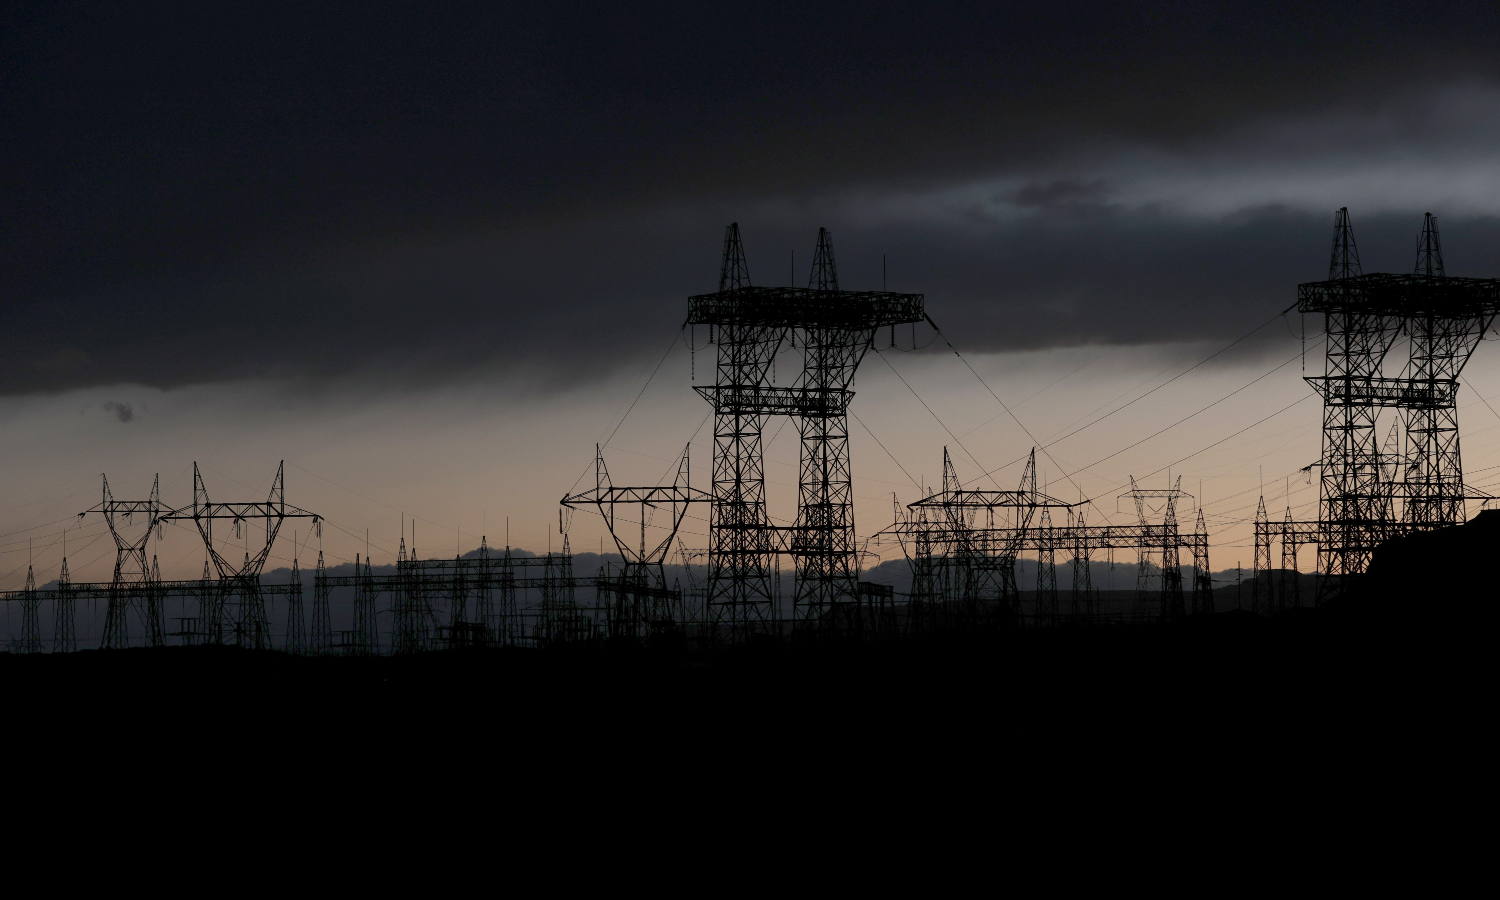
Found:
1270,209 -> 1500,607
684,224 -> 925,639
883,449 -> 1213,628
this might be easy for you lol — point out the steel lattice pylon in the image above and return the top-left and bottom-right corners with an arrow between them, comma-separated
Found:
699,224 -> 781,639
561,445 -> 710,641
686,224 -> 924,639
81,473 -> 168,649
792,229 -> 865,627
1303,208 -> 1401,596
1124,476 -> 1189,621
1400,214 -> 1484,530
1299,209 -> 1500,602
160,462 -> 320,649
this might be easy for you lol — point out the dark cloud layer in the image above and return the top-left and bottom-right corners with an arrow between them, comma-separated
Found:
5,2 -> 1500,394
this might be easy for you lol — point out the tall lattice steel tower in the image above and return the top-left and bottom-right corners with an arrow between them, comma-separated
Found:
1299,209 -> 1500,600
83,474 -> 168,649
1302,208 -> 1400,596
161,462 -> 319,649
687,224 -> 924,637
1399,213 -> 1485,531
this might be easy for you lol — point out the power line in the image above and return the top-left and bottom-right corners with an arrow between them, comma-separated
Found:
1061,343 -> 1317,482
873,346 -> 1005,492
850,410 -> 922,491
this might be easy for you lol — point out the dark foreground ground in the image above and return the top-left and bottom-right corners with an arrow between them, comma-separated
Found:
0,601 -> 1472,746
6,528 -> 1481,849
8,515 -> 1488,748
1,598 -> 1484,847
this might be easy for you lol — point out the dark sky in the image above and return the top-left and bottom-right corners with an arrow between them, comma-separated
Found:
7,1 -> 1500,395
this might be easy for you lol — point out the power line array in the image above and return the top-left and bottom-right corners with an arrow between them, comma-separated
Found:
881,450 -> 1213,629
0,480 -> 623,654
3,212 -> 1496,654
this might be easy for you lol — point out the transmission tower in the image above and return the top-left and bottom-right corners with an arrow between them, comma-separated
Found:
1299,209 -> 1500,600
83,474 -> 168,649
1190,508 -> 1213,615
1301,208 -> 1399,598
1279,506 -> 1300,611
285,555 -> 305,654
52,551 -> 74,653
159,462 -> 319,650
1399,213 -> 1487,531
311,551 -> 332,655
535,536 -> 586,644
497,544 -> 518,646
792,228 -> 864,627
1416,213 -> 1444,278
692,224 -> 781,639
351,554 -> 378,655
446,549 -> 472,646
686,224 -> 924,639
1253,496 -> 1271,615
20,561 -> 41,653
391,529 -> 436,654
1069,508 -> 1095,622
1036,507 -> 1058,625
471,537 -> 495,645
561,445 -> 710,642
1159,482 -> 1185,621
1121,477 -> 1189,621
1330,206 -> 1362,280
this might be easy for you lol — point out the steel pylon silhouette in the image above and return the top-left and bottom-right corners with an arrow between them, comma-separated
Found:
686,223 -> 924,640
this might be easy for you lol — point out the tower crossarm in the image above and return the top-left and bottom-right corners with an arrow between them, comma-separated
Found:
559,445 -> 707,573
1021,523 -> 1178,549
1379,484 -> 1494,503
1305,376 -> 1459,408
1272,519 -> 1324,541
81,499 -> 162,517
560,486 -> 712,507
907,490 -> 1077,510
878,522 -> 1192,550
80,473 -> 168,585
156,462 -> 319,588
693,385 -> 853,416
160,501 -> 319,522
687,286 -> 924,329
1298,273 -> 1500,317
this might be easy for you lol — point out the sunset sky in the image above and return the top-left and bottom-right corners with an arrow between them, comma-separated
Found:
7,3 -> 1500,586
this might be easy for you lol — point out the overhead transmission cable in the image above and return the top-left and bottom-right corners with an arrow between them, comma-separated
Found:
937,311 -> 1317,529
913,314 -> 1112,522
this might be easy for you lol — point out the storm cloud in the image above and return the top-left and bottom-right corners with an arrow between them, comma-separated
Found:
6,2 -> 1500,395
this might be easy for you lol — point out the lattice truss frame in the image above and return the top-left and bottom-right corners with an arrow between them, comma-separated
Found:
880,451 -> 1214,626
1295,210 -> 1500,600
684,224 -> 925,636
